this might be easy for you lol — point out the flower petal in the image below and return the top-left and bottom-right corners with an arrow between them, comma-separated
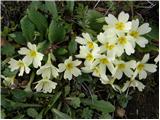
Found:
144,64 -> 157,73
64,70 -> 72,80
118,11 -> 129,22
139,70 -> 147,80
18,47 -> 29,55
71,67 -> 81,77
58,63 -> 66,72
131,19 -> 139,30
136,37 -> 148,48
138,23 -> 151,35
105,14 -> 118,25
141,53 -> 149,63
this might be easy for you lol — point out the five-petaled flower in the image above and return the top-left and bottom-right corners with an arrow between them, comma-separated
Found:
58,56 -> 82,80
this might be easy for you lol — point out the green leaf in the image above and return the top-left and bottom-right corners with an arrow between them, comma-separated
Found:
27,108 -> 38,118
37,40 -> 50,53
27,9 -> 48,34
2,67 -> 17,77
146,23 -> 159,40
91,100 -> 115,113
8,32 -> 26,45
20,15 -> 35,41
136,43 -> 158,52
64,85 -> 70,97
66,97 -> 81,109
81,107 -> 93,119
66,1 -> 75,14
45,1 -> 58,18
51,108 -> 71,119
1,109 -> 6,119
76,73 -> 93,83
68,39 -> 77,55
86,10 -> 104,31
48,20 -> 66,43
55,48 -> 68,55
28,1 -> 43,10
11,89 -> 31,102
100,113 -> 112,119
1,44 -> 15,56
1,26 -> 10,37
44,92 -> 62,115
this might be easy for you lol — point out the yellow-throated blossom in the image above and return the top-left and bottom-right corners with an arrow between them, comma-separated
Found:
18,42 -> 44,68
104,11 -> 132,34
112,60 -> 136,80
133,54 -> 157,80
97,31 -> 118,60
75,33 -> 98,50
129,19 -> 151,48
35,78 -> 57,93
37,54 -> 59,79
58,56 -> 82,80
116,34 -> 135,56
76,46 -> 100,66
9,58 -> 30,76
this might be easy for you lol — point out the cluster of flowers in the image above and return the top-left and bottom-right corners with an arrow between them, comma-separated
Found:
3,11 -> 158,93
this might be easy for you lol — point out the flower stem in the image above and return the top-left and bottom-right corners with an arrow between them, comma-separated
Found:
24,71 -> 35,92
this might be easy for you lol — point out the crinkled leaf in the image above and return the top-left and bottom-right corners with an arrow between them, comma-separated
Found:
8,32 -> 26,45
82,107 -> 93,119
1,44 -> 15,56
27,9 -> 48,34
100,113 -> 112,119
91,100 -> 115,113
66,97 -> 81,109
55,48 -> 68,55
51,108 -> 71,119
66,1 -> 75,14
27,108 -> 38,118
48,20 -> 66,43
68,39 -> 77,55
20,15 -> 35,41
2,67 -> 17,77
45,1 -> 58,18
86,10 -> 104,31
11,89 -> 31,102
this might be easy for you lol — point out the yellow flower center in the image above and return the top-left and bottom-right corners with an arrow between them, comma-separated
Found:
100,58 -> 109,64
130,31 -> 139,38
105,43 -> 115,50
93,67 -> 100,75
18,61 -> 25,67
66,63 -> 73,70
87,41 -> 94,49
118,63 -> 125,70
86,53 -> 94,61
137,64 -> 144,72
118,36 -> 127,45
30,50 -> 37,57
115,22 -> 125,30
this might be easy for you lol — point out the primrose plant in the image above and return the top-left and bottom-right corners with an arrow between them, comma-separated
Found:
3,11 -> 158,93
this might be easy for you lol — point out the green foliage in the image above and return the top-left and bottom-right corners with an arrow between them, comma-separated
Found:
8,32 -> 26,45
54,48 -> 68,55
51,108 -> 71,119
66,97 -> 81,109
1,44 -> 15,57
20,15 -> 35,42
2,67 -> 17,77
81,107 -> 93,119
68,39 -> 77,55
27,9 -> 48,35
86,10 -> 104,31
27,108 -> 39,118
45,1 -> 58,18
66,1 -> 75,14
48,20 -> 66,43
